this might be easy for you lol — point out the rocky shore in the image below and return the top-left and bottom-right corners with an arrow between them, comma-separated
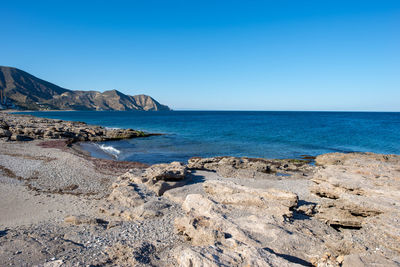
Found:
0,112 -> 152,142
1,113 -> 400,266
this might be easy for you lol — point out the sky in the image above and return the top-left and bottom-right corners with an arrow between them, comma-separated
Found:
1,0 -> 399,111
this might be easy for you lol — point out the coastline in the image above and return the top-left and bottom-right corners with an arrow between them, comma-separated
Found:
1,112 -> 400,266
0,112 -> 160,142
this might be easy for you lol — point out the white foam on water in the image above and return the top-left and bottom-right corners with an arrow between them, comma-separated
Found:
96,144 -> 121,158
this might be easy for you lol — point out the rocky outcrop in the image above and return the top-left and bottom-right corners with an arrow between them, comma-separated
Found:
0,113 -> 151,142
101,154 -> 400,266
142,162 -> 189,196
310,152 -> 400,265
100,162 -> 189,221
188,156 -> 312,178
170,153 -> 400,266
144,162 -> 188,182
0,66 -> 170,111
173,180 -> 344,266
100,175 -> 171,221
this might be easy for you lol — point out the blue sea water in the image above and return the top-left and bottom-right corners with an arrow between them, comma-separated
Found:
20,111 -> 400,164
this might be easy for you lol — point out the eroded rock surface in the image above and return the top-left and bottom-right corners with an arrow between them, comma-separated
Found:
174,180 -> 341,266
170,153 -> 400,266
99,153 -> 400,266
0,113 -> 150,141
188,156 -> 313,178
310,152 -> 400,266
100,162 -> 189,222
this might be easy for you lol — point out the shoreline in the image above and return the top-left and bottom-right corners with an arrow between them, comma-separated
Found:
0,112 -> 161,142
1,112 -> 400,266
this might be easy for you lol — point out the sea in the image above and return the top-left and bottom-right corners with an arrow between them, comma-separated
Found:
20,111 -> 400,164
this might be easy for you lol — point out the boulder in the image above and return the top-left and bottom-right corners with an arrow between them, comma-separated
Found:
146,180 -> 187,196
144,161 -> 188,181
111,162 -> 190,196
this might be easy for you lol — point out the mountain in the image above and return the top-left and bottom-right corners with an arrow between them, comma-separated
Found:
0,66 -> 170,111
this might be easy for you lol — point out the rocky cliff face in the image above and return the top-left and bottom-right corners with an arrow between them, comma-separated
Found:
0,66 -> 170,111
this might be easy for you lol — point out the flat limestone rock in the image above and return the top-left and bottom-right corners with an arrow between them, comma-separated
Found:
174,180 -> 342,266
188,156 -> 312,179
311,152 -> 400,265
101,164 -> 180,221
204,180 -> 298,208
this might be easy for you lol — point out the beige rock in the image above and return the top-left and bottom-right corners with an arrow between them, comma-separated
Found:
144,161 -> 188,181
147,180 -> 187,196
107,186 -> 146,208
204,180 -> 298,209
173,181 -> 331,266
102,166 -> 180,221
187,156 -> 312,178
114,162 -> 190,196
310,152 -> 400,265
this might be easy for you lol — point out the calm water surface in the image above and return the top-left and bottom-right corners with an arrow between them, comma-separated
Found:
21,111 -> 400,164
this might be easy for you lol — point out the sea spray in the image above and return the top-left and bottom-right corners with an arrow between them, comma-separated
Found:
96,144 -> 121,158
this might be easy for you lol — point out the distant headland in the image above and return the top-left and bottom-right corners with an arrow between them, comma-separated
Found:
0,66 -> 170,111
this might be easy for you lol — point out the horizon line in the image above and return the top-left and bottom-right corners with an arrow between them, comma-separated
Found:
172,109 -> 400,112
16,109 -> 400,113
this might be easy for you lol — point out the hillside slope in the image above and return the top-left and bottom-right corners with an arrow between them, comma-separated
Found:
0,66 -> 170,111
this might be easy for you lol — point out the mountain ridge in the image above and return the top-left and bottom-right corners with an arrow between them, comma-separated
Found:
0,66 -> 170,111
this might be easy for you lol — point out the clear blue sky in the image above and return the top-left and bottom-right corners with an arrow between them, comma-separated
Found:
1,0 -> 399,111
